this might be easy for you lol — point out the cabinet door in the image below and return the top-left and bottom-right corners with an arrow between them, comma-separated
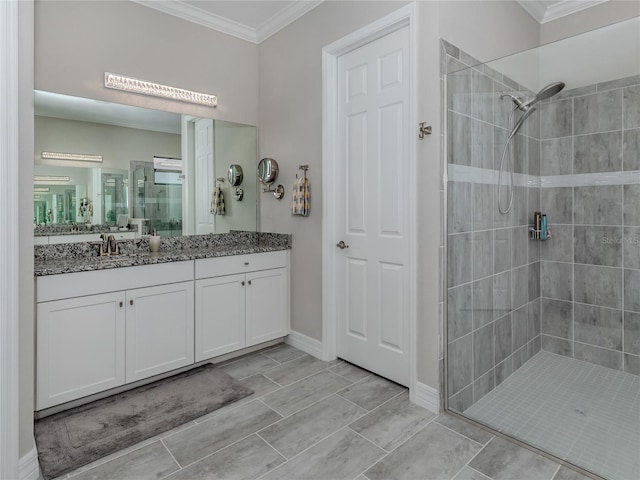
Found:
125,281 -> 194,383
36,292 -> 126,410
245,268 -> 288,347
195,274 -> 246,361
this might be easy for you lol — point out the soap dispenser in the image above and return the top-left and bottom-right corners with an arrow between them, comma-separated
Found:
149,229 -> 161,253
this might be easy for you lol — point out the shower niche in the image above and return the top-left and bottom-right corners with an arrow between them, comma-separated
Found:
444,16 -> 640,480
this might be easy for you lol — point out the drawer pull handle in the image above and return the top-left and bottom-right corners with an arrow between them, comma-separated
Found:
244,262 -> 249,266
129,299 -> 134,306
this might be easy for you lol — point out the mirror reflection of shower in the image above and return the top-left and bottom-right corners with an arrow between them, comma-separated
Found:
497,81 -> 565,214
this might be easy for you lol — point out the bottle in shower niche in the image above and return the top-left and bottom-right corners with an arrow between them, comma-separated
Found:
541,214 -> 548,240
534,211 -> 541,239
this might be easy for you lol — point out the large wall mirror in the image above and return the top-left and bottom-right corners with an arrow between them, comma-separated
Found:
34,91 -> 257,243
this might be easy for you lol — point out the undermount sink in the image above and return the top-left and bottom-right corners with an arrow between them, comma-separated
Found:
98,253 -> 146,261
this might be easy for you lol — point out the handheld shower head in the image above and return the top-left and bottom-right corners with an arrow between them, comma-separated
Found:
521,81 -> 565,110
503,81 -> 566,138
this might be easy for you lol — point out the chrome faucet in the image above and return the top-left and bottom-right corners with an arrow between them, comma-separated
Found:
107,235 -> 119,255
99,233 -> 119,256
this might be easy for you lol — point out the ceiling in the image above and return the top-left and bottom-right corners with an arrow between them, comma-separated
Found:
131,1 -> 609,44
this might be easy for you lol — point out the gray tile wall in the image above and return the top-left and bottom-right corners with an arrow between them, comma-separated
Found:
443,44 -> 640,414
442,40 -> 542,412
539,75 -> 640,376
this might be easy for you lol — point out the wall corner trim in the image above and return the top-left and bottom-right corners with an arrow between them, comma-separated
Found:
19,446 -> 40,480
411,381 -> 440,414
285,330 -> 326,360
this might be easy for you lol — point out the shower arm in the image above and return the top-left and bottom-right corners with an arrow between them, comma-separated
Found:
500,93 -> 529,112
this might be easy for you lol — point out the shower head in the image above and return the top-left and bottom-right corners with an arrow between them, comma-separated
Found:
504,81 -> 566,138
520,81 -> 565,110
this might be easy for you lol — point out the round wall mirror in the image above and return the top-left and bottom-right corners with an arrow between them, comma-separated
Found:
228,164 -> 244,186
257,158 -> 279,184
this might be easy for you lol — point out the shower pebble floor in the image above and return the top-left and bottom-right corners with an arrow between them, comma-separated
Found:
465,350 -> 640,480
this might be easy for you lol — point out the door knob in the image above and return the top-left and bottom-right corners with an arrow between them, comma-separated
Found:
336,240 -> 350,249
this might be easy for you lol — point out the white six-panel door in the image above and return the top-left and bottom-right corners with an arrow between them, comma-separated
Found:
335,26 -> 410,386
195,118 -> 214,234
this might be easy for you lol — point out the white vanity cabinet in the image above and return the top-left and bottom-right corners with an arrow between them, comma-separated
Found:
36,250 -> 290,410
36,261 -> 194,410
195,251 -> 289,362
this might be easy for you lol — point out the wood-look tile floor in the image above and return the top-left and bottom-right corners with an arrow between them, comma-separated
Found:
51,344 -> 590,480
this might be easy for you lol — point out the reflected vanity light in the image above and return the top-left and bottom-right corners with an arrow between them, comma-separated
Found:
153,156 -> 183,170
33,175 -> 70,183
42,151 -> 103,163
104,72 -> 218,107
34,187 -> 50,193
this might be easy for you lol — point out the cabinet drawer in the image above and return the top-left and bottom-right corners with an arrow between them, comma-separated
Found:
37,260 -> 194,302
195,250 -> 288,279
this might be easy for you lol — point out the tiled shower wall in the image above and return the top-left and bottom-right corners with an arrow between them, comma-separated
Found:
442,40 -> 542,412
538,76 -> 640,376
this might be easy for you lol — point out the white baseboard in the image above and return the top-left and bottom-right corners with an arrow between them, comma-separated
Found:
411,381 -> 440,414
285,330 -> 324,360
19,447 -> 39,480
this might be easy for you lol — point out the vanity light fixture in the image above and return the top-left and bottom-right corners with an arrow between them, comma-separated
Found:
33,175 -> 70,183
42,151 -> 103,163
104,72 -> 218,107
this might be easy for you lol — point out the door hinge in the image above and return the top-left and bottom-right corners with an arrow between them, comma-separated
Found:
418,122 -> 432,139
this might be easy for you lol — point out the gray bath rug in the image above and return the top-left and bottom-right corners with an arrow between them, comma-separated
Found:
35,363 -> 253,479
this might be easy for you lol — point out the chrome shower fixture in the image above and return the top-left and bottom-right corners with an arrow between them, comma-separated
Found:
497,81 -> 565,214
501,82 -> 565,139
501,81 -> 565,113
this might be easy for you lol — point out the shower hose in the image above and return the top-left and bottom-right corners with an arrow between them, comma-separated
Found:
497,104 -> 521,215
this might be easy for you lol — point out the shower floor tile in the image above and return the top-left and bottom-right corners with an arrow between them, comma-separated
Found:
464,351 -> 640,480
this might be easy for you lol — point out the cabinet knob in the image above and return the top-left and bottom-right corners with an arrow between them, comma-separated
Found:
129,299 -> 134,306
244,262 -> 249,266
119,301 -> 123,308
248,280 -> 252,285
241,281 -> 245,286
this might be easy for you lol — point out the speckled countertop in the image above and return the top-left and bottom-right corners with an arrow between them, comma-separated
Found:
34,232 -> 292,276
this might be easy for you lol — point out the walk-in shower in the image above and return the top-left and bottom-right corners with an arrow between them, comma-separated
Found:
444,16 -> 640,480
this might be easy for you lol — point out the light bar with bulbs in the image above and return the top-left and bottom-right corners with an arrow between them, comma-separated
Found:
104,72 -> 218,107
33,175 -> 70,183
42,151 -> 103,162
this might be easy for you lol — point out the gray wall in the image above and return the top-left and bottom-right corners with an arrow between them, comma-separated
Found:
445,42 -> 542,411
35,0 -> 259,126
539,77 -> 640,375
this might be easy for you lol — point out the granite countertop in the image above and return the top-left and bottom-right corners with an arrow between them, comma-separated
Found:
34,232 -> 292,276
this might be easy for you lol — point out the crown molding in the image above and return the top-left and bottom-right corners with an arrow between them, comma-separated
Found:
517,0 -> 608,24
256,1 -> 324,43
131,0 -> 324,44
131,0 -> 258,43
